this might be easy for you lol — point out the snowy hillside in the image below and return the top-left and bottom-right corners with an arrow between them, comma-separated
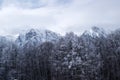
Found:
15,29 -> 61,47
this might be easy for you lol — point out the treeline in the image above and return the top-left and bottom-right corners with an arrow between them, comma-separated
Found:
0,27 -> 120,80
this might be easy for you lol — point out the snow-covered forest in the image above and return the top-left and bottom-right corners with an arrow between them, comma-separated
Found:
0,26 -> 120,80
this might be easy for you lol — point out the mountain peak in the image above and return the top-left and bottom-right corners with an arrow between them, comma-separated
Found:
82,26 -> 106,37
25,28 -> 37,40
91,26 -> 101,32
16,28 -> 60,47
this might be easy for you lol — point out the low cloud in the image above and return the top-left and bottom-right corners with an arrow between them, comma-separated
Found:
0,0 -> 120,35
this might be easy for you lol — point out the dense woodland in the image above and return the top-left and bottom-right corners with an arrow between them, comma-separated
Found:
0,27 -> 120,80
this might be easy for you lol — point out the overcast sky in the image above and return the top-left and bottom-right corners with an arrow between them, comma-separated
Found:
0,0 -> 120,35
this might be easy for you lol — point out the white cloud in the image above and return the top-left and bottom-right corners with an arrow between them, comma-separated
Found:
0,0 -> 120,36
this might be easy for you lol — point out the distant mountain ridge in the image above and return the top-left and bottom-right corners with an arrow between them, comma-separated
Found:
0,27 -> 106,47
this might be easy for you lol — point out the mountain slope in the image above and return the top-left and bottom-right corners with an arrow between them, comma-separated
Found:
15,29 -> 61,47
